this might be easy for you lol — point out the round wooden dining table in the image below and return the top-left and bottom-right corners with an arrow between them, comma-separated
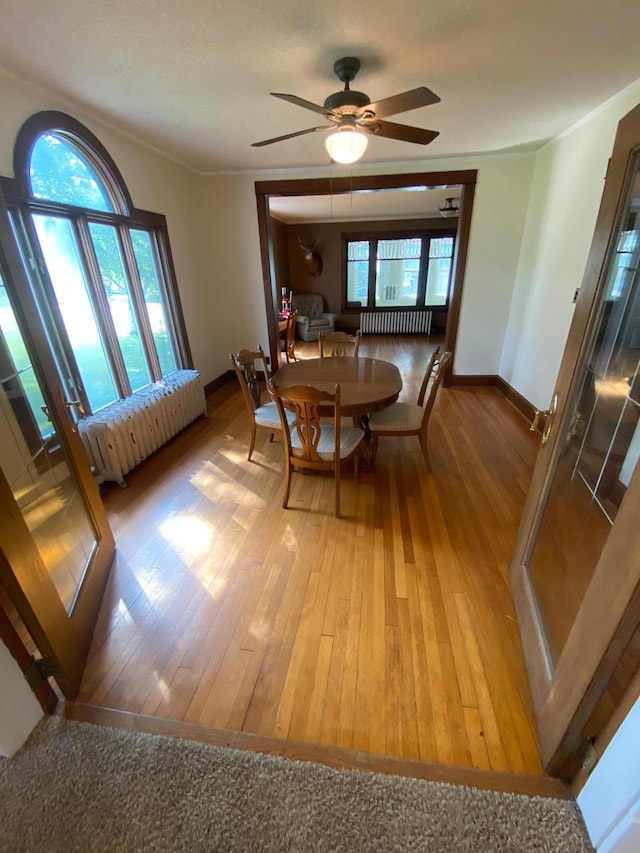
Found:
272,356 -> 402,417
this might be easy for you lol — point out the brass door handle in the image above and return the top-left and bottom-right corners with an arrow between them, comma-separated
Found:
529,410 -> 547,432
59,388 -> 85,432
64,399 -> 86,418
529,394 -> 558,444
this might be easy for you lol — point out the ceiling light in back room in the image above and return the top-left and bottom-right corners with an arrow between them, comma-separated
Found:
439,197 -> 460,218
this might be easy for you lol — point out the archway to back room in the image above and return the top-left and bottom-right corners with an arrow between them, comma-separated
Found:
254,170 -> 477,377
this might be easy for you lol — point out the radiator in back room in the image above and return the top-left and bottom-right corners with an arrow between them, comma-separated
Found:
360,310 -> 433,334
77,369 -> 206,487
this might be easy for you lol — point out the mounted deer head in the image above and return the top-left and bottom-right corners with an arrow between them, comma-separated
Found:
298,236 -> 323,277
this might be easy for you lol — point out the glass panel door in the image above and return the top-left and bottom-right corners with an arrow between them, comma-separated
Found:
510,102 -> 640,776
527,163 -> 640,665
1,269 -> 97,612
0,187 -> 114,698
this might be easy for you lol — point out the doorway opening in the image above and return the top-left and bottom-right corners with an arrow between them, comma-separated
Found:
254,170 -> 477,376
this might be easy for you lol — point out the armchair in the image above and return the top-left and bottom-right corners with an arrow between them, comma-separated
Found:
291,292 -> 338,342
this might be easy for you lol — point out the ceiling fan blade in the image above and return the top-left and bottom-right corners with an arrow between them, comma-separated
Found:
271,92 -> 333,117
362,87 -> 440,119
364,120 -> 439,146
251,126 -> 331,147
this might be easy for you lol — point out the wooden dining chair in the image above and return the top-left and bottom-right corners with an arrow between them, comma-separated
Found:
368,348 -> 452,472
269,380 -> 365,518
229,346 -> 295,461
281,310 -> 298,363
318,330 -> 362,358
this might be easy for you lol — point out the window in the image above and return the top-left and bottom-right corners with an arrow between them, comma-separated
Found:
346,241 -> 369,306
344,231 -> 455,310
376,238 -> 422,307
6,112 -> 190,419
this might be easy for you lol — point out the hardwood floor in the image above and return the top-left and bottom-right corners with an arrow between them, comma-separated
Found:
76,336 -> 544,776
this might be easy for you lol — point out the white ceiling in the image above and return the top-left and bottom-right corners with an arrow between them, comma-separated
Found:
269,186 -> 462,224
2,0 -> 640,173
1,1 -> 640,220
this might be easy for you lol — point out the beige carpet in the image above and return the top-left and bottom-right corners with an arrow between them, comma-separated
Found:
0,717 -> 594,852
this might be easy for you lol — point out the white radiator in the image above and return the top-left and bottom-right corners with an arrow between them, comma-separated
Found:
360,310 -> 433,335
78,369 -> 206,487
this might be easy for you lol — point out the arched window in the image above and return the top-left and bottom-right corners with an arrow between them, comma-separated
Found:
7,111 -> 190,419
29,133 -> 117,212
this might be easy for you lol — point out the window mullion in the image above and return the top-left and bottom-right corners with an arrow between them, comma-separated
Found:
368,239 -> 377,308
417,238 -> 428,306
153,230 -> 190,369
119,227 -> 162,381
75,216 -> 131,398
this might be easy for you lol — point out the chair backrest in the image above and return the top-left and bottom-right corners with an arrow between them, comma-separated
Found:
229,346 -> 271,413
319,330 -> 362,358
270,381 -> 341,466
416,346 -> 442,406
420,350 -> 452,423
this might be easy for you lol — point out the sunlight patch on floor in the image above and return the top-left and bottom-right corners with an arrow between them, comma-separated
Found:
116,598 -> 134,625
281,524 -> 298,552
159,514 -> 215,562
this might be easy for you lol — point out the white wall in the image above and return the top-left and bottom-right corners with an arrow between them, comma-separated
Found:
578,698 -> 640,852
202,152 -> 537,378
501,79 -> 640,409
0,640 -> 42,756
199,173 -> 272,378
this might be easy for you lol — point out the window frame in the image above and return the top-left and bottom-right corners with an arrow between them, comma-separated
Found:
0,248 -> 62,471
2,111 -> 192,419
342,227 -> 456,313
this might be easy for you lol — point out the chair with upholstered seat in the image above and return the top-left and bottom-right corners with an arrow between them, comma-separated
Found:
269,380 -> 365,518
230,346 -> 296,461
318,330 -> 362,358
368,348 -> 451,472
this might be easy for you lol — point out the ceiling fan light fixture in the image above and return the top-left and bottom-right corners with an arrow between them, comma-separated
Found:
439,197 -> 460,218
325,128 -> 368,164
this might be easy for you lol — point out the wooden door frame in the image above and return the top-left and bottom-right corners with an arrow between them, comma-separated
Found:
509,102 -> 640,775
255,170 -> 477,378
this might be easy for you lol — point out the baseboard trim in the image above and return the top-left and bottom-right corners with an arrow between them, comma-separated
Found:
495,376 -> 537,426
450,374 -> 498,387
60,702 -> 570,800
204,369 -> 234,397
451,374 -> 537,429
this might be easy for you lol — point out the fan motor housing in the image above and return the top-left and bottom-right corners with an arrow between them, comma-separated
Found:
323,90 -> 371,113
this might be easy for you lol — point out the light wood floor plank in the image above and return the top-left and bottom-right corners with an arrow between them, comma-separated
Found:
76,335 -> 548,781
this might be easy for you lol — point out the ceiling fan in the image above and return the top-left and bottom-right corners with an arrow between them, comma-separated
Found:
251,57 -> 440,163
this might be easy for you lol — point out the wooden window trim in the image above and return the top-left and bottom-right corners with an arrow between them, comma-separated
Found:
342,227 -> 456,313
5,113 -> 193,406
